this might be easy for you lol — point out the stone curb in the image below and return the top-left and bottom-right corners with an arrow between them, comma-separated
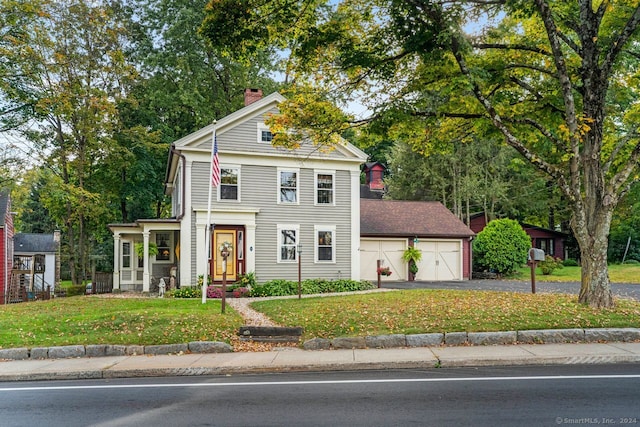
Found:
0,341 -> 232,361
1,328 -> 639,361
302,328 -> 640,350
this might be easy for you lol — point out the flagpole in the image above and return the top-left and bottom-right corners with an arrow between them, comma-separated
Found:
202,121 -> 217,304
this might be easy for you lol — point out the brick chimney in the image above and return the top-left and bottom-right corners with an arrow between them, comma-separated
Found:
244,88 -> 263,106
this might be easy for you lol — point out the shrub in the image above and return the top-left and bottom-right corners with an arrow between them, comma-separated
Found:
563,258 -> 579,267
232,287 -> 251,298
538,255 -> 564,275
171,287 -> 202,299
234,272 -> 256,288
250,279 -> 374,297
623,259 -> 640,264
207,286 -> 224,298
473,218 -> 530,275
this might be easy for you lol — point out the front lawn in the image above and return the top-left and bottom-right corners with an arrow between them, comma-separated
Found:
251,289 -> 640,340
514,263 -> 640,283
2,289 -> 640,349
0,296 -> 243,349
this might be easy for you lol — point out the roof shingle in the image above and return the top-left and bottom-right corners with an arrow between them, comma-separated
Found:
360,199 -> 474,238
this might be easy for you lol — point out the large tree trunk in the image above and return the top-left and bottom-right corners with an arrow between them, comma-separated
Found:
572,206 -> 615,308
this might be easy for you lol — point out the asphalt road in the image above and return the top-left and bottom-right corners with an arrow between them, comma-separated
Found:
383,279 -> 640,301
1,366 -> 639,426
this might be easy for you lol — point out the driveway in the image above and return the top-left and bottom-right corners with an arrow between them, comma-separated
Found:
382,279 -> 640,301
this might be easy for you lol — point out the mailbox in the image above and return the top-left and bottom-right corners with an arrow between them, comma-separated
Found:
528,248 -> 546,262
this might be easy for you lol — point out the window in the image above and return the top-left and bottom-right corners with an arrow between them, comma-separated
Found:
122,242 -> 131,268
220,167 -> 239,201
156,232 -> 171,261
278,169 -> 299,203
257,123 -> 274,143
315,226 -> 335,262
315,172 -> 334,205
278,225 -> 299,262
173,164 -> 182,216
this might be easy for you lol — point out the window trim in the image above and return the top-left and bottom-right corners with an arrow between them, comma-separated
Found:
155,232 -> 172,262
257,123 -> 273,144
314,170 -> 336,206
217,164 -> 241,202
277,224 -> 299,263
122,241 -> 132,269
277,167 -> 300,204
314,225 -> 336,263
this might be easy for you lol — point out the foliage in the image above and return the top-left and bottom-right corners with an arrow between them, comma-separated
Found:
538,255 -> 564,275
234,272 -> 256,289
563,259 -> 579,267
207,286 -> 223,299
134,242 -> 159,258
200,0 -> 640,307
377,267 -> 392,276
402,246 -> 422,264
249,279 -> 375,297
402,246 -> 422,275
232,287 -> 251,298
473,219 -> 530,275
169,287 -> 202,299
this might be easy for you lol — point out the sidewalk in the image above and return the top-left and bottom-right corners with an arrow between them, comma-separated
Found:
1,342 -> 640,382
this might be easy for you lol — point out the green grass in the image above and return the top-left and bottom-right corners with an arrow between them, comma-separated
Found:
514,264 -> 640,283
0,296 -> 243,349
3,288 -> 640,349
251,290 -> 640,340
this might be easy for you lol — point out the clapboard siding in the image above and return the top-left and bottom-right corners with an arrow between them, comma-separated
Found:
189,162 -> 353,283
195,109 -> 351,160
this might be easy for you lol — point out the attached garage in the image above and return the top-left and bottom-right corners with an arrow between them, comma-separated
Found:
360,238 -> 407,281
360,199 -> 475,281
415,240 -> 462,281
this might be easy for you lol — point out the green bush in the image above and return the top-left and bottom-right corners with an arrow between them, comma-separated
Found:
169,286 -> 202,299
66,284 -> 86,297
623,259 -> 640,264
473,218 -> 530,275
539,255 -> 564,275
250,279 -> 375,297
563,258 -> 579,267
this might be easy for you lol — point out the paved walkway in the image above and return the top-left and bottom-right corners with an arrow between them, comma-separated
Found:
1,342 -> 640,382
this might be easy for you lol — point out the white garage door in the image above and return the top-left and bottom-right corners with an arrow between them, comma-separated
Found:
360,239 -> 407,281
415,240 -> 462,281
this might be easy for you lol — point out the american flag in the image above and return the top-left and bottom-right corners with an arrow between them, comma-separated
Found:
211,134 -> 220,187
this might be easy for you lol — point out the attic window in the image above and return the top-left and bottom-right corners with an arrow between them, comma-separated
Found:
257,123 -> 274,143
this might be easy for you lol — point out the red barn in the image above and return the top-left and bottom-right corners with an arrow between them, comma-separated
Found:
469,213 -> 567,260
0,189 -> 14,304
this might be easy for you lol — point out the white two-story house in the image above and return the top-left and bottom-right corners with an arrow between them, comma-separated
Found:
108,90 -> 368,291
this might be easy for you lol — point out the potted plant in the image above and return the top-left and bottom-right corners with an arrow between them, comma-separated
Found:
377,266 -> 392,277
135,242 -> 159,258
402,246 -> 422,280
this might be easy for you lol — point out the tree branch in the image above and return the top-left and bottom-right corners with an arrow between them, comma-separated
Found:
472,43 -> 551,56
601,5 -> 640,78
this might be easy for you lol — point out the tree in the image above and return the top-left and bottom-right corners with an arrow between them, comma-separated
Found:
0,0 -> 139,284
473,219 -> 531,275
202,0 -> 640,308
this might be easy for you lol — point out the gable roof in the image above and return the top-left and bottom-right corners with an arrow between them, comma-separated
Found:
361,199 -> 475,238
165,92 -> 368,188
0,189 -> 9,226
14,233 -> 59,253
